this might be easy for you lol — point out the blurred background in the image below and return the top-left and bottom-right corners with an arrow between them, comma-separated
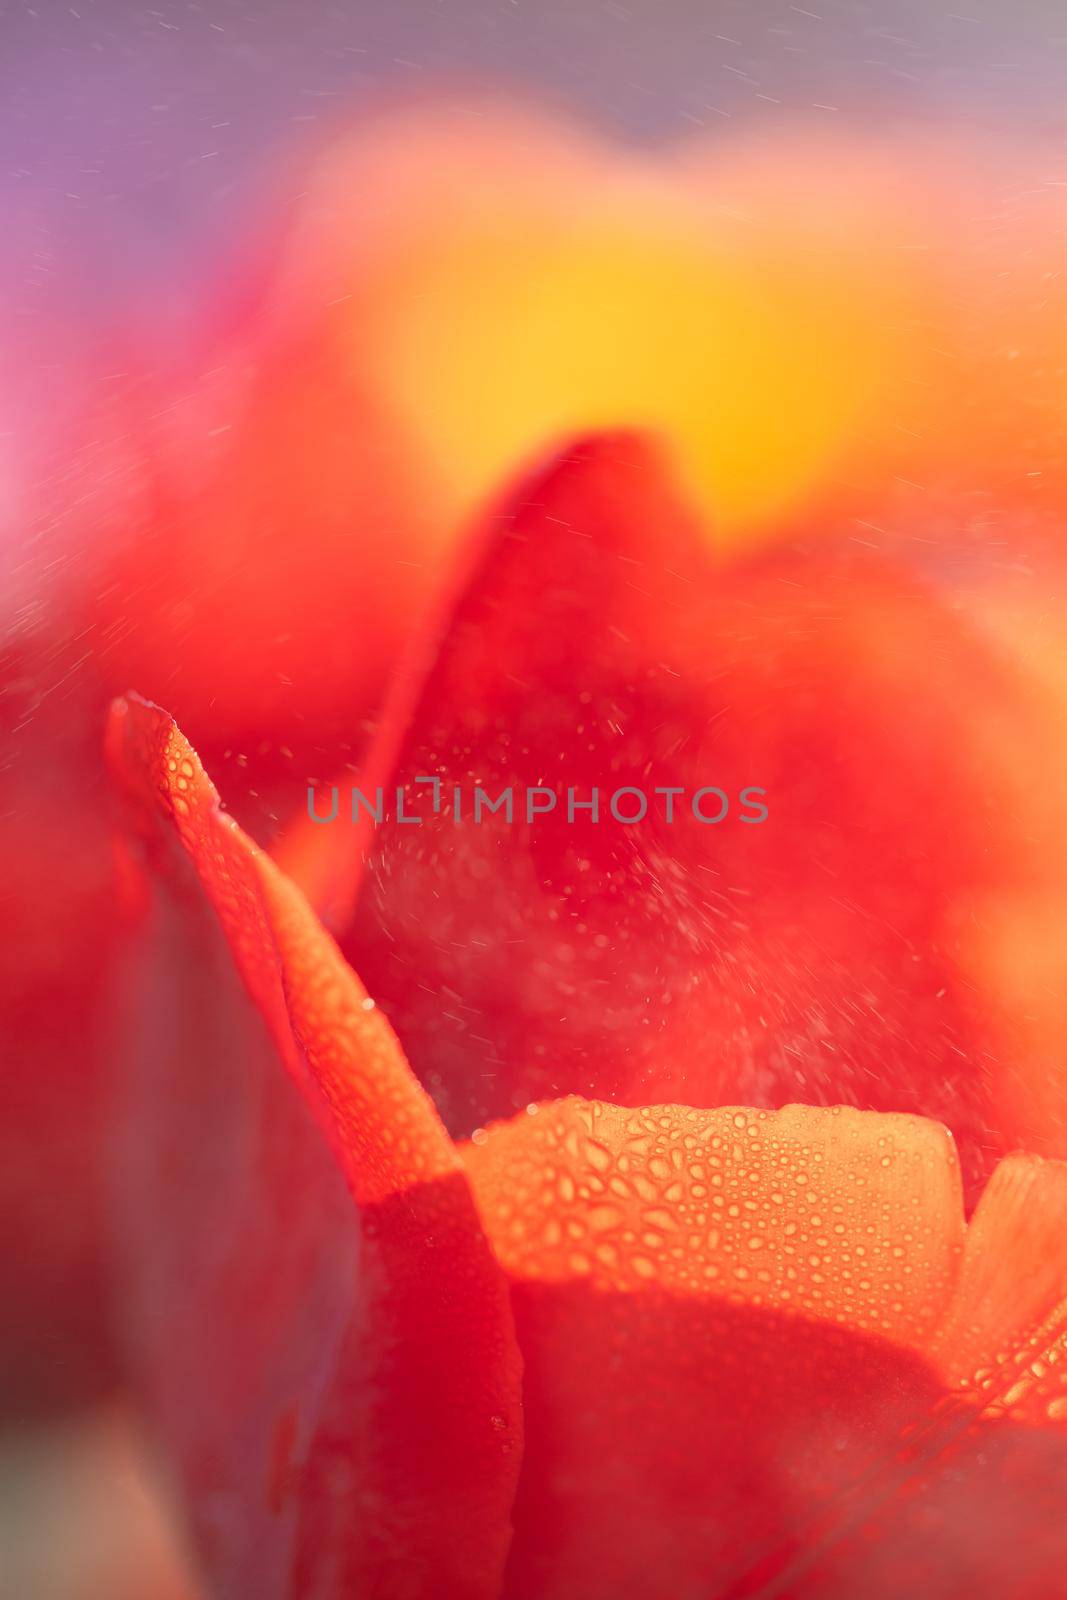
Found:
5,1 -> 1067,1594
6,0 -> 1067,451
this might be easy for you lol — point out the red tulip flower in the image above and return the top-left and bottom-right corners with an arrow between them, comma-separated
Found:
108,435 -> 1067,1598
12,105 -> 1067,1420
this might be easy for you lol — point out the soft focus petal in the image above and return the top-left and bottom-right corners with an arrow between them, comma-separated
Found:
331,434 -> 1067,1194
0,649 -> 123,1410
282,103 -> 945,542
0,1406 -> 202,1600
81,298 -> 437,765
107,696 -> 523,1598
265,107 -> 1067,548
0,146 -> 449,1406
949,584 -> 1067,1163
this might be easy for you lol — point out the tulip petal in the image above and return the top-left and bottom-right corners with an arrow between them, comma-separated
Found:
460,1099 -> 961,1597
314,103 -> 945,541
463,1098 -> 964,1346
806,1152 -> 1067,1599
107,695 -> 523,1600
85,286 -> 439,764
462,1099 -> 1067,1598
933,1151 -> 1067,1422
339,433 -> 1058,1194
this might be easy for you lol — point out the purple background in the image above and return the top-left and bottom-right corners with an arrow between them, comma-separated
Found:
4,0 -> 1067,356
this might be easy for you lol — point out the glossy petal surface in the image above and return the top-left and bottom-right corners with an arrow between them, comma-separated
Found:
462,1099 -> 1067,1599
108,695 -> 523,1600
108,698 -> 1067,1600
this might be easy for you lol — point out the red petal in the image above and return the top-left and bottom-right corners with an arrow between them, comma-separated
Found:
107,695 -> 523,1599
0,650 -> 122,1409
335,433 -> 1057,1192
83,272 -> 440,770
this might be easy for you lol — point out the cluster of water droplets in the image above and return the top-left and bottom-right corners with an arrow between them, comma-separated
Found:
466,1098 -> 960,1342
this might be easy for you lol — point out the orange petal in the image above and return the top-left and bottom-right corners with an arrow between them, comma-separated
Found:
463,1100 -> 1067,1597
807,1151 -> 1067,1598
107,694 -> 523,1599
932,1151 -> 1067,1423
297,102 -> 945,541
463,1098 -> 964,1348
461,1099 -> 964,1596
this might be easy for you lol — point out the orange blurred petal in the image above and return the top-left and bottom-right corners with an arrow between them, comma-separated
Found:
279,102 -> 948,543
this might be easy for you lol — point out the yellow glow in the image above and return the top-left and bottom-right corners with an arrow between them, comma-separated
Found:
369,216 -> 911,534
280,106 -> 941,542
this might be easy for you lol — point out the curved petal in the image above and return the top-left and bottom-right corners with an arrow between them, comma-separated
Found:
932,1152 -> 1067,1421
799,1152 -> 1067,1599
462,1099 -> 963,1347
298,103 -> 951,541
460,1099 -> 960,1596
333,433 -> 1063,1194
461,1099 -> 1067,1599
81,257 -> 440,767
107,695 -> 523,1600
